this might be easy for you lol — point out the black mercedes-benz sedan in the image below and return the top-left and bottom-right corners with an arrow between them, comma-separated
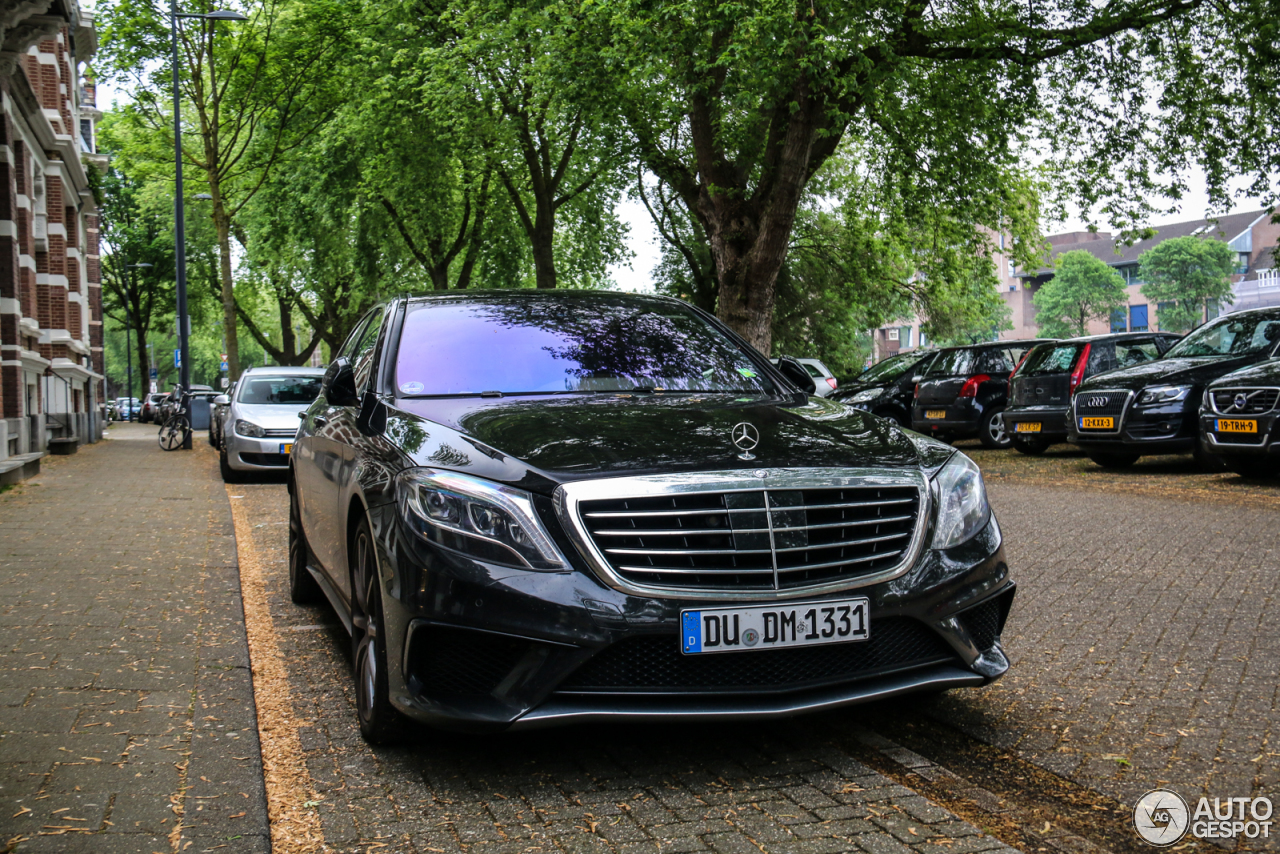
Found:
1198,357 -> 1280,478
288,291 -> 1015,741
912,341 -> 1050,449
1002,332 -> 1179,455
1069,306 -> 1280,468
831,350 -> 937,427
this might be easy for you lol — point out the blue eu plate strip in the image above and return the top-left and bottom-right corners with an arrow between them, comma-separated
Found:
682,611 -> 701,653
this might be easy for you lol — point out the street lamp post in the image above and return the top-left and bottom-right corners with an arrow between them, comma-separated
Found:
169,5 -> 247,447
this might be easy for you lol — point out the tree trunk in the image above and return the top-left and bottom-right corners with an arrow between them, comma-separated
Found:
532,200 -> 557,289
214,207 -> 240,380
279,293 -> 295,363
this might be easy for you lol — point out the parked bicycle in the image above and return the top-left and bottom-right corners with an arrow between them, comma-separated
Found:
158,392 -> 192,451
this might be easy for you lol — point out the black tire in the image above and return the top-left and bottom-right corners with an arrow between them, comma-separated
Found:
1011,435 -> 1050,456
350,516 -> 404,745
978,407 -> 1013,449
219,445 -> 246,483
1087,451 -> 1140,469
288,487 -> 321,604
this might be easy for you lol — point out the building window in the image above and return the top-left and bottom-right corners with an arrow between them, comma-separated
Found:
899,327 -> 912,348
887,329 -> 899,341
1009,283 -> 1017,292
1111,309 -> 1127,333
919,330 -> 928,347
1008,260 -> 1016,277
1237,252 -> 1249,275
1130,304 -> 1148,332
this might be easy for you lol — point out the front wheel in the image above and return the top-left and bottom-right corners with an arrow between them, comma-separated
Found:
351,516 -> 404,745
158,416 -> 190,451
288,487 -> 321,604
219,445 -> 246,483
978,408 -> 1013,449
1088,451 -> 1139,469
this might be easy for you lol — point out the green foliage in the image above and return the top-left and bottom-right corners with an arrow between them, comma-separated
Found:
1139,237 -> 1237,333
1032,250 -> 1130,338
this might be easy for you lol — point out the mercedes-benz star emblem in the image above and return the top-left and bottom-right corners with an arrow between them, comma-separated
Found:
731,422 -> 760,460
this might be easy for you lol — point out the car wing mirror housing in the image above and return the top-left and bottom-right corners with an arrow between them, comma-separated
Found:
213,394 -> 229,406
356,390 -> 387,436
776,356 -> 818,396
323,357 -> 360,407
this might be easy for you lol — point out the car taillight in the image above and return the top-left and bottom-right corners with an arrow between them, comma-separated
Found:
826,377 -> 838,390
958,374 -> 990,399
1069,343 -> 1092,395
914,383 -> 920,399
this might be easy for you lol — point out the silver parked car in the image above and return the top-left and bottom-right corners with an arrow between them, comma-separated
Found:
219,367 -> 324,483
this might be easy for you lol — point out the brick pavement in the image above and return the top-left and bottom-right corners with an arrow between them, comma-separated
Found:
0,423 -> 270,852
230,485 -> 1017,854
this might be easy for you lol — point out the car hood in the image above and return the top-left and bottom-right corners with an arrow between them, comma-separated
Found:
832,381 -> 889,400
1077,354 -> 1263,393
234,402 -> 312,429
385,393 -> 938,494
1206,357 -> 1280,388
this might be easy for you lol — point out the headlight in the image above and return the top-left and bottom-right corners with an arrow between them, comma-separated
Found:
931,453 -> 991,549
1137,385 -> 1191,406
235,419 -> 265,438
395,468 -> 566,570
848,388 -> 883,404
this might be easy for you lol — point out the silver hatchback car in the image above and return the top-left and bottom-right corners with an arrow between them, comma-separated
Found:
218,366 -> 325,482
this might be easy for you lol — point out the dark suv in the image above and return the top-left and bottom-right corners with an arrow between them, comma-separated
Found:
288,291 -> 1015,740
1070,306 -> 1280,468
1003,333 -> 1179,454
831,350 -> 937,427
912,341 -> 1050,448
1199,358 -> 1280,478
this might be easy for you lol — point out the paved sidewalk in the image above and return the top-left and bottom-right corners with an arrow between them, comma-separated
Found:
0,422 -> 269,853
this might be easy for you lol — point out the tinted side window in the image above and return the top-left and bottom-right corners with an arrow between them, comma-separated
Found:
979,349 -> 1014,373
351,307 -> 386,393
1116,340 -> 1161,367
1085,342 -> 1117,376
338,313 -> 373,361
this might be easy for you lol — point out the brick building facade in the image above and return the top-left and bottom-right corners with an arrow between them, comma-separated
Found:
0,0 -> 105,482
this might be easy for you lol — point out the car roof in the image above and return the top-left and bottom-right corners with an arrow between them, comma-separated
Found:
240,366 -> 326,375
937,339 -> 1054,352
1039,331 -> 1180,345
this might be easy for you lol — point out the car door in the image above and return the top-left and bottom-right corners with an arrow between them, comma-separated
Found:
298,311 -> 377,579
327,306 -> 388,601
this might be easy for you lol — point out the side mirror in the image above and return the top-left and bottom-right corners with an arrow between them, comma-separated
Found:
213,395 -> 229,406
776,356 -> 818,395
323,356 -> 360,406
910,375 -> 923,384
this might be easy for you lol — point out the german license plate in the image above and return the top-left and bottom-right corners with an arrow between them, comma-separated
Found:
1216,419 -> 1257,433
1080,417 -> 1114,430
925,410 -> 946,419
280,443 -> 293,454
1015,422 -> 1042,433
681,598 -> 869,655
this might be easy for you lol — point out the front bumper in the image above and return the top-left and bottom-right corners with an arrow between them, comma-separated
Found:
1199,410 -> 1280,457
225,431 -> 297,470
1068,396 -> 1197,454
368,502 -> 1014,732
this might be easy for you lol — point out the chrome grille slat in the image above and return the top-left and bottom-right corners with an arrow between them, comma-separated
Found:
567,472 -> 925,597
1210,387 -> 1280,415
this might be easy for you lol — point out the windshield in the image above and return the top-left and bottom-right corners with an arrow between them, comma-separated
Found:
1020,344 -> 1081,376
394,295 -> 775,396
1163,313 -> 1280,359
237,376 -> 323,405
858,353 -> 926,383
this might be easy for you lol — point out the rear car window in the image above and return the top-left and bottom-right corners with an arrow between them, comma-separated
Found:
803,363 -> 823,378
238,376 -> 323,405
1165,312 -> 1280,358
924,349 -> 975,377
1021,344 -> 1081,376
1116,340 -> 1161,366
394,296 -> 776,396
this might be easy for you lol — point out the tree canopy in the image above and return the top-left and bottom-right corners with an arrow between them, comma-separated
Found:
1032,250 -> 1130,338
1139,236 -> 1238,333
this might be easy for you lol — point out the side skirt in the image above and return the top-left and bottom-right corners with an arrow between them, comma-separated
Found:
308,565 -> 353,636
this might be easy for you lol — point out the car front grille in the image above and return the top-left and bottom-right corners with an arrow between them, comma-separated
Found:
1212,431 -> 1267,445
957,591 -> 1013,652
240,453 -> 290,467
1074,390 -> 1129,430
263,428 -> 298,438
575,483 -> 922,594
557,617 -> 956,694
405,624 -> 534,697
1125,421 -> 1181,440
1211,388 -> 1280,415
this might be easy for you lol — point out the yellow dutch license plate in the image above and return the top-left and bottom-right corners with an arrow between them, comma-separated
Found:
1015,423 -> 1042,433
925,410 -> 947,419
280,443 -> 294,454
1080,417 -> 1114,430
1216,419 -> 1257,433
